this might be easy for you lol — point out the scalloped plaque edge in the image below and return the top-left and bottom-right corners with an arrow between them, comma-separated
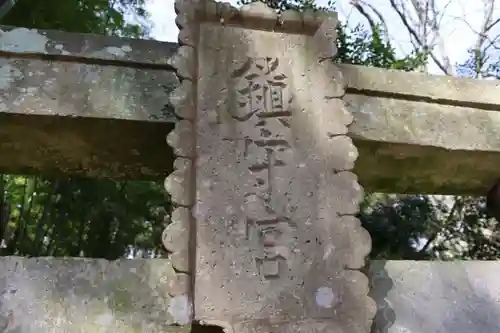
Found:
173,0 -> 339,35
162,0 -> 202,326
163,0 -> 376,330
312,14 -> 377,332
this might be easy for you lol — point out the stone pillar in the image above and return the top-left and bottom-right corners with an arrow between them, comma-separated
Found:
164,1 -> 376,332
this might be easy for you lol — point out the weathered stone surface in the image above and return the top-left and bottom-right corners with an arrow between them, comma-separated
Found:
368,260 -> 500,333
162,1 -> 197,325
0,57 -> 177,121
342,65 -> 500,193
164,159 -> 193,206
161,45 -> 500,195
3,34 -> 500,192
0,113 -> 173,179
341,64 -> 500,108
192,5 -> 374,332
167,120 -> 195,157
2,52 -> 500,193
175,0 -> 331,35
0,257 -> 191,333
0,25 -> 175,65
347,94 -> 500,194
0,56 -> 176,180
1,257 -> 499,333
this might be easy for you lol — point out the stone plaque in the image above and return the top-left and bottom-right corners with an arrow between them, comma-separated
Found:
164,1 -> 375,332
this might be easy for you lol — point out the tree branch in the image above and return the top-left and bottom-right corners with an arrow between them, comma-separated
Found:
419,196 -> 460,253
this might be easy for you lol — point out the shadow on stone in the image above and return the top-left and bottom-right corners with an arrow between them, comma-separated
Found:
190,323 -> 225,333
365,260 -> 395,333
367,260 -> 500,333
0,257 -> 188,332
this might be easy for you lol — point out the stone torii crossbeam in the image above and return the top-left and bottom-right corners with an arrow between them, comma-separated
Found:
0,1 -> 500,332
0,19 -> 498,195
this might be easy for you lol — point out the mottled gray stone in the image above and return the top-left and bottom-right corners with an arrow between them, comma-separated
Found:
0,56 -> 176,180
340,64 -> 500,107
2,30 -> 500,190
0,257 -> 191,333
338,64 -> 500,194
189,6 -> 374,332
0,25 -> 174,65
2,258 -> 499,333
0,113 -> 173,180
5,12 -> 500,333
347,95 -> 500,195
0,57 -> 177,122
162,47 -> 500,195
368,260 -> 500,333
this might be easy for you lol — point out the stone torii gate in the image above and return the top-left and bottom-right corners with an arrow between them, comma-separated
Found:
0,0 -> 500,332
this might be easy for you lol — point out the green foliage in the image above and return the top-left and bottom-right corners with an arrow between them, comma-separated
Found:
0,0 -> 149,37
359,194 -> 441,260
0,175 -> 168,259
335,25 -> 427,70
361,193 -> 500,260
238,0 -> 318,12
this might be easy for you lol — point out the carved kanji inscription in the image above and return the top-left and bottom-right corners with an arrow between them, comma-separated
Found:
224,57 -> 296,279
191,10 -> 374,333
